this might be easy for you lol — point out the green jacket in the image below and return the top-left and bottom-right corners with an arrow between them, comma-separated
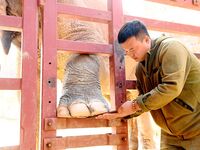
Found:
134,36 -> 200,139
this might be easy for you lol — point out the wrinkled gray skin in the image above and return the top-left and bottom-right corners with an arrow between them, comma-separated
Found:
59,54 -> 109,117
0,0 -> 22,54
0,0 -> 110,118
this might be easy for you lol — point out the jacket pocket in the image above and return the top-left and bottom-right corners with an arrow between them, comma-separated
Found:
174,98 -> 194,112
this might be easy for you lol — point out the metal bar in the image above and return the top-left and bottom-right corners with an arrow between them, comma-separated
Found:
0,145 -> 20,150
124,15 -> 200,36
20,0 -> 38,149
43,134 -> 127,150
44,118 -> 125,130
57,39 -> 113,55
0,15 -> 22,31
41,0 -> 57,149
145,0 -> 200,10
0,78 -> 21,90
57,3 -> 112,23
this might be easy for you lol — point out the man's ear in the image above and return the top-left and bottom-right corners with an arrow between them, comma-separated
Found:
144,35 -> 150,44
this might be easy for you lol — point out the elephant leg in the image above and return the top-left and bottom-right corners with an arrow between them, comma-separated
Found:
57,54 -> 110,118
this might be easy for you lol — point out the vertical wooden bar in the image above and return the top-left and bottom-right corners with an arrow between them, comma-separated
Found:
41,0 -> 57,150
21,0 -> 38,149
108,0 -> 126,113
108,0 -> 129,150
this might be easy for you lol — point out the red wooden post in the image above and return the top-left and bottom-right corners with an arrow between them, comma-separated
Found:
108,0 -> 129,150
41,0 -> 57,149
108,0 -> 126,114
20,0 -> 38,149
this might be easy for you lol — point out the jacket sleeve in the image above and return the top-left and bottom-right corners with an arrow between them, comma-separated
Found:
137,40 -> 190,111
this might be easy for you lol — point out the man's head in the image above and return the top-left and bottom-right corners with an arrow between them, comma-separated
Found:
118,20 -> 151,62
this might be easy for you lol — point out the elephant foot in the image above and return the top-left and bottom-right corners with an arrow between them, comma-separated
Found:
89,100 -> 108,116
57,106 -> 71,118
69,101 -> 91,118
57,99 -> 109,118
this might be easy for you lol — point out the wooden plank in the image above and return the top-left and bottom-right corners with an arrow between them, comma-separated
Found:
41,0 -> 57,150
57,39 -> 113,55
20,0 -> 38,149
109,41 -> 126,111
114,124 -> 129,150
0,145 -> 19,150
43,134 -> 127,150
124,15 -> 200,36
0,78 -> 21,90
57,3 -> 112,23
145,0 -> 200,10
126,80 -> 136,89
44,118 -> 125,130
108,0 -> 126,111
0,15 -> 22,31
108,0 -> 129,150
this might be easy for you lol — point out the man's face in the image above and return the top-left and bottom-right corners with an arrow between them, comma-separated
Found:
121,36 -> 151,62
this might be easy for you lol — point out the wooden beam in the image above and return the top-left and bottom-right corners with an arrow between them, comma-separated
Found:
20,0 -> 38,149
44,118 -> 125,130
0,78 -> 21,90
43,134 -> 128,150
145,0 -> 200,10
57,39 -> 113,55
0,15 -> 22,31
41,1 -> 57,149
124,15 -> 200,36
57,3 -> 112,23
108,1 -> 129,150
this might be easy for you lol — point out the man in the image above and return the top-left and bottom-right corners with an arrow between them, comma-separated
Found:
96,20 -> 200,149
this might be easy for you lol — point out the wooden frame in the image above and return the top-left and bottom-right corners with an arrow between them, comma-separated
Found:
0,0 -> 38,150
0,0 -> 199,149
41,0 -> 128,149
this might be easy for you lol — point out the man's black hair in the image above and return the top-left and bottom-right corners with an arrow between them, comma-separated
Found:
118,20 -> 150,44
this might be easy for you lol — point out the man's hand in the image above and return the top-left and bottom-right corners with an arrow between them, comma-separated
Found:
96,100 -> 141,120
